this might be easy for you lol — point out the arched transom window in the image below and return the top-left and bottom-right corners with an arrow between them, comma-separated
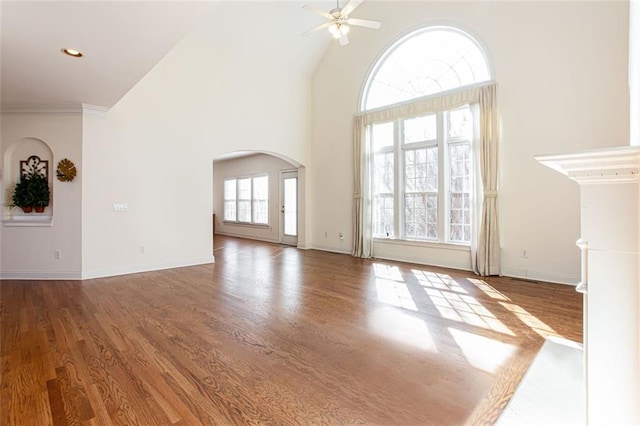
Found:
360,26 -> 491,245
362,27 -> 490,111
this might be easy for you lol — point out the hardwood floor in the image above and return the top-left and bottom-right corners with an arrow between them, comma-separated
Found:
1,235 -> 582,425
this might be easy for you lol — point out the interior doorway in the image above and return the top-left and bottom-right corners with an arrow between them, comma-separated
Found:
212,152 -> 305,250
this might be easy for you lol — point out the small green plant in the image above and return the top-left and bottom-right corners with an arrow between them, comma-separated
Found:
28,172 -> 50,208
11,177 -> 35,209
9,168 -> 50,212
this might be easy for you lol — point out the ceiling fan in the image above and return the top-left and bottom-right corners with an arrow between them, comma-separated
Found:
302,0 -> 381,46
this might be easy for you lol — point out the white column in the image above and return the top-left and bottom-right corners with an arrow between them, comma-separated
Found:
537,146 -> 640,425
630,0 -> 640,146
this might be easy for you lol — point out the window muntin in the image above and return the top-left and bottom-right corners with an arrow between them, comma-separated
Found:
363,28 -> 490,111
223,175 -> 269,225
371,106 -> 473,244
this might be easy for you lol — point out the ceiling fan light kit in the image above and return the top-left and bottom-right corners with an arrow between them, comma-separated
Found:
329,22 -> 350,39
302,0 -> 381,46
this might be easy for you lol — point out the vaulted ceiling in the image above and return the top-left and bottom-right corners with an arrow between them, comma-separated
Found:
1,1 -> 333,109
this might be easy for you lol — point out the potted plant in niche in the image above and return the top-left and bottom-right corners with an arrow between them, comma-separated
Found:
10,169 -> 50,213
11,177 -> 35,213
29,171 -> 50,213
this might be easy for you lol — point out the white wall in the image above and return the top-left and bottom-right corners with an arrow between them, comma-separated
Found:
1,112 -> 82,279
80,6 -> 312,278
311,1 -> 629,284
631,0 -> 639,146
213,153 -> 298,243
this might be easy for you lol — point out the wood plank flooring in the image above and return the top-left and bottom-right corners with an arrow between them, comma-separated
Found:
1,235 -> 582,425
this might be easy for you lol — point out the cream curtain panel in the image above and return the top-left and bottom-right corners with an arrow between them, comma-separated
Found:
475,84 -> 500,275
352,82 -> 500,275
352,116 -> 372,257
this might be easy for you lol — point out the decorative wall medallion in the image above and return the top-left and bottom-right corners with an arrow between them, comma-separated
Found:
20,155 -> 48,179
56,158 -> 77,182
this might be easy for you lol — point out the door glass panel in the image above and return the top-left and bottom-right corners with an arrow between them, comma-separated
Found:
284,178 -> 297,236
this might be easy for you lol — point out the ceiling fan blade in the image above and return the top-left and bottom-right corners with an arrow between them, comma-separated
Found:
339,32 -> 349,46
302,22 -> 331,36
347,18 -> 381,29
341,0 -> 363,16
302,4 -> 333,20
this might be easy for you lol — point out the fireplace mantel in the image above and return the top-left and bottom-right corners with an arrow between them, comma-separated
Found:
537,145 -> 640,425
536,146 -> 640,185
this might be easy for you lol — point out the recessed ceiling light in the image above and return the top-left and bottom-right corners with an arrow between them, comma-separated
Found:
61,48 -> 83,58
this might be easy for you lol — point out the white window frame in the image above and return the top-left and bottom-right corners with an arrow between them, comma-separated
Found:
251,175 -> 269,225
371,107 -> 473,245
223,174 -> 269,226
223,178 -> 237,222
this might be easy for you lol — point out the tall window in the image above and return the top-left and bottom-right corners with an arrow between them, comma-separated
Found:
364,27 -> 489,245
223,175 -> 269,225
252,176 -> 268,224
224,179 -> 237,221
371,106 -> 472,243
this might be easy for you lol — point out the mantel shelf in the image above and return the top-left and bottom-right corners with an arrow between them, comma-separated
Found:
536,146 -> 640,185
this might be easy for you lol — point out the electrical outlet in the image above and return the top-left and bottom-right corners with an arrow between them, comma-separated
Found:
339,232 -> 344,240
139,246 -> 145,254
521,250 -> 528,259
55,250 -> 62,260
324,231 -> 328,238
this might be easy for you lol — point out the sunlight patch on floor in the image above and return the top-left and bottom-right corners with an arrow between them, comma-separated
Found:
374,263 -> 404,281
375,278 -> 418,311
427,288 -> 514,335
412,269 -> 468,293
499,302 -> 559,338
369,307 -> 437,352
448,327 -> 517,374
467,277 -> 511,301
371,265 -> 563,362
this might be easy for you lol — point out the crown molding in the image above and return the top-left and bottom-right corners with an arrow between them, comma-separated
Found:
0,103 -> 110,116
82,103 -> 109,118
536,146 -> 640,185
1,104 -> 83,114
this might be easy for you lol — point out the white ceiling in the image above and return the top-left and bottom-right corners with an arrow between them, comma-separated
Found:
0,1 -> 334,110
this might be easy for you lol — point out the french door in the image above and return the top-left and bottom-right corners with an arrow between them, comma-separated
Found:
279,170 -> 298,246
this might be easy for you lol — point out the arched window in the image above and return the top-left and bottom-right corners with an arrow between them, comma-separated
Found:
362,27 -> 490,111
356,26 -> 493,251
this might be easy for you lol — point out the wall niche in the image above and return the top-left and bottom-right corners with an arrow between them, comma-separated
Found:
3,137 -> 54,225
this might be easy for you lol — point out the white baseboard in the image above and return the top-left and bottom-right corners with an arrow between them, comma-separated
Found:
214,231 -> 279,245
1,257 -> 215,281
309,245 -> 473,271
0,270 -> 83,280
372,253 -> 473,273
501,267 -> 578,286
309,244 -> 352,255
81,256 -> 214,280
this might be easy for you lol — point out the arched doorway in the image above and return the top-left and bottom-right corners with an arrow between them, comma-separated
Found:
212,151 -> 306,248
